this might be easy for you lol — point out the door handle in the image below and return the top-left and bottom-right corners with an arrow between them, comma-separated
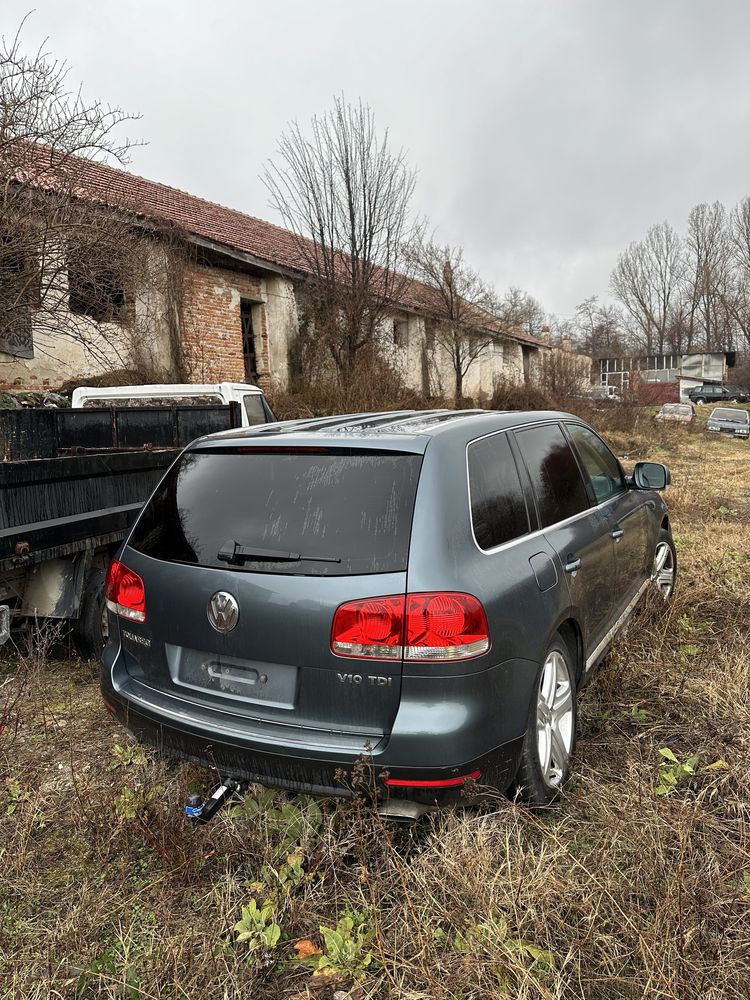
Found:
611,527 -> 624,540
564,556 -> 581,573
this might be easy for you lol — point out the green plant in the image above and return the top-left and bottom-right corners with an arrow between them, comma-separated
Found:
114,786 -> 158,821
75,943 -> 141,998
255,849 -> 308,899
453,919 -> 556,975
654,747 -> 700,796
230,789 -> 323,857
110,742 -> 148,769
298,909 -> 375,979
233,899 -> 283,965
679,643 -> 701,661
4,779 -> 30,815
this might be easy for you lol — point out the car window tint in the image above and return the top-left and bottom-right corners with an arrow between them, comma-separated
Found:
129,448 -> 422,576
515,424 -> 590,526
243,394 -> 266,425
468,433 -> 530,550
567,424 -> 626,504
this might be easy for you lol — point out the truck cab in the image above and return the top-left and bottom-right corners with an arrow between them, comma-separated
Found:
71,381 -> 276,426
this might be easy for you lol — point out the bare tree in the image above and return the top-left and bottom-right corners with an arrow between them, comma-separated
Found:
263,98 -> 420,376
0,18 -> 182,378
610,221 -> 685,354
573,295 -> 629,356
685,201 -> 732,352
497,286 -> 547,338
407,240 -> 498,401
718,196 -> 750,351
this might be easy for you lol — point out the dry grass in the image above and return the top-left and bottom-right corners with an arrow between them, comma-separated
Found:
1,426 -> 750,999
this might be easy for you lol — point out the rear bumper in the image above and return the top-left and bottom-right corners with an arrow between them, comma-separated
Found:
101,646 -> 529,805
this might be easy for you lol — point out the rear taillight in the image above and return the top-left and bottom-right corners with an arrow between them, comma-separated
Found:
330,596 -> 404,660
106,560 -> 146,623
331,592 -> 489,662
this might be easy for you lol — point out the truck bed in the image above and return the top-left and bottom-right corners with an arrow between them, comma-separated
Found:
0,403 -> 241,572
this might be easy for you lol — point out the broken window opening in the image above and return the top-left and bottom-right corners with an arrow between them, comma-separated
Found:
241,298 -> 259,382
0,232 -> 39,358
68,244 -> 126,322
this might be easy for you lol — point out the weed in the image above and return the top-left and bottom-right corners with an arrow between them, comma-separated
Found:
114,785 -> 159,821
110,742 -> 149,769
297,909 -> 376,979
654,747 -> 700,796
453,918 -> 556,988
233,899 -> 283,966
3,778 -> 30,815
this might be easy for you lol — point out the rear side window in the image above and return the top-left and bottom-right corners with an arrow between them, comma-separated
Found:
468,433 -> 529,550
515,424 -> 590,527
243,394 -> 267,425
567,424 -> 626,504
129,448 -> 422,576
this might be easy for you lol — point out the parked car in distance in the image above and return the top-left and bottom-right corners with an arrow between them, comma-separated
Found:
687,384 -> 748,405
101,409 -> 675,817
706,406 -> 750,439
576,385 -> 621,407
72,381 -> 276,427
654,402 -> 695,425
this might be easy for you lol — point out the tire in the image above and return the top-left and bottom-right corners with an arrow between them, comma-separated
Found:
516,635 -> 577,806
72,567 -> 109,660
651,528 -> 677,599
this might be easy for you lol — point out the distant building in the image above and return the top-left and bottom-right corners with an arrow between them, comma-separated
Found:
598,352 -> 730,401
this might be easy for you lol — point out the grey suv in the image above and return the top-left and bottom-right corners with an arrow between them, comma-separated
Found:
101,410 -> 674,811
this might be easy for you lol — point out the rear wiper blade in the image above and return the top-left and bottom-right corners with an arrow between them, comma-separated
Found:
217,540 -> 341,565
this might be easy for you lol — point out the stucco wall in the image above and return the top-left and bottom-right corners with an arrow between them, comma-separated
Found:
0,318 -> 131,389
2,245 -> 546,400
0,242 -> 174,390
264,275 -> 298,390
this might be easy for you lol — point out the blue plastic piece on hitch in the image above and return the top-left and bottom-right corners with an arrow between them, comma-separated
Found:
184,793 -> 204,820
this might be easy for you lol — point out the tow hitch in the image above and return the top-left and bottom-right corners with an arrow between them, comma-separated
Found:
184,780 -> 244,823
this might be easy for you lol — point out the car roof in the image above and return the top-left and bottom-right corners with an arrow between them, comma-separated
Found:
191,408 -> 584,452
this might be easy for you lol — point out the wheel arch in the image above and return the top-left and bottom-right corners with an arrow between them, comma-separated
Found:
555,616 -> 585,688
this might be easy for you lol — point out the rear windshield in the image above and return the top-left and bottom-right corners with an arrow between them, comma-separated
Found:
711,408 -> 748,423
128,447 -> 422,576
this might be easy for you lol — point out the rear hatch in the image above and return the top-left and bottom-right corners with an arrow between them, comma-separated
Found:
115,441 -> 424,748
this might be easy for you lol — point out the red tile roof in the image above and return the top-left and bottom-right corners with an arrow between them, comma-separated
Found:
20,148 -> 546,348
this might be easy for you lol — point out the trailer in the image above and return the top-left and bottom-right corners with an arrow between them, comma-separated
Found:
0,402 -> 243,657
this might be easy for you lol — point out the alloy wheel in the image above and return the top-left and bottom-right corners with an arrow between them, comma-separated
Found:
536,650 -> 574,788
652,541 -> 675,598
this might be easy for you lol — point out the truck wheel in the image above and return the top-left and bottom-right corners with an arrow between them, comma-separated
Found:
73,568 -> 108,660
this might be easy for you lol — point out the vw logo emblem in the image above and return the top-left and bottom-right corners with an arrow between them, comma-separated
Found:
207,591 -> 239,633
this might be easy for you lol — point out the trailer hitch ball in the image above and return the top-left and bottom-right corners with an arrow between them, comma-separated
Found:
183,781 -> 238,823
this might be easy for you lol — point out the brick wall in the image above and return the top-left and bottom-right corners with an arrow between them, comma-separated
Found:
182,263 -> 271,386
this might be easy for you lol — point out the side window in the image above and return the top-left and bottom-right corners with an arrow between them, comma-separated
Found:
468,433 -> 530,550
566,424 -> 626,504
515,424 -> 590,527
243,394 -> 266,426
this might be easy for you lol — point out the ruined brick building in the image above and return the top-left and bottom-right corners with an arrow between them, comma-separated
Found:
0,156 -> 548,396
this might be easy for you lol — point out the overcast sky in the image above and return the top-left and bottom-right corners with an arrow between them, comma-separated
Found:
5,1 -> 750,318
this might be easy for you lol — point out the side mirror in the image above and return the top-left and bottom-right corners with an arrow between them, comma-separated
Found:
632,461 -> 670,491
